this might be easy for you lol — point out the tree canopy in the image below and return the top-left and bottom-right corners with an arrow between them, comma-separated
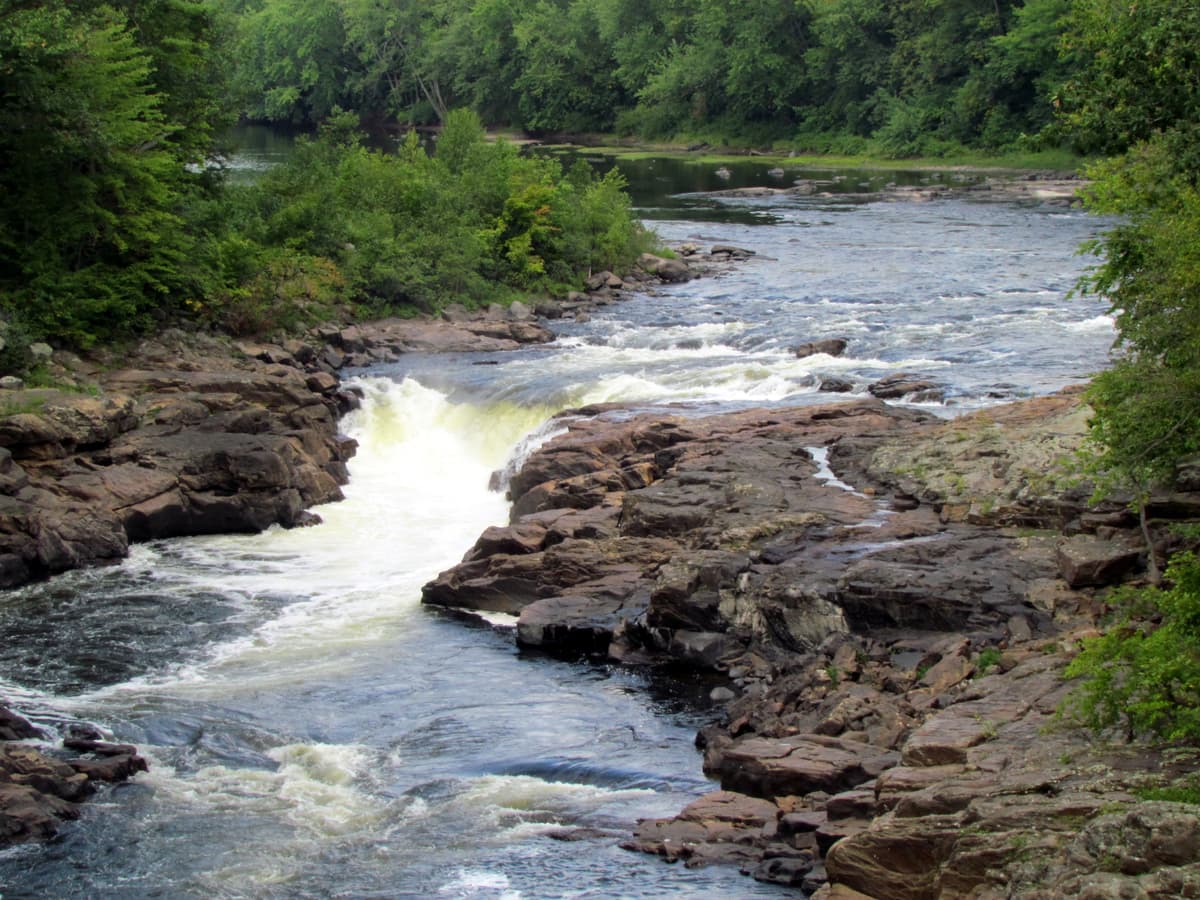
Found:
219,0 -> 1082,154
0,0 -> 222,345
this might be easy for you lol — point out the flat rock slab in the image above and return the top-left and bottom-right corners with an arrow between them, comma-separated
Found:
901,716 -> 992,767
1056,535 -> 1142,587
717,734 -> 899,799
623,790 -> 792,868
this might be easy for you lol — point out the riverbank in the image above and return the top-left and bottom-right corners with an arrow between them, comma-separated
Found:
1,232 -> 1185,895
423,389 -> 1200,895
0,245 -> 735,845
531,132 -> 1084,174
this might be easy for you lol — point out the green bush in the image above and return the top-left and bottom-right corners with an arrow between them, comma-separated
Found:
1062,553 -> 1200,743
203,112 -> 652,322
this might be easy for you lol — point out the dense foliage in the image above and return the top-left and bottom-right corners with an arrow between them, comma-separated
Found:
0,2 -> 648,346
221,0 -> 1081,155
1069,0 -> 1200,497
200,110 -> 652,333
1060,1 -> 1200,741
1063,553 -> 1200,742
0,0 -> 226,345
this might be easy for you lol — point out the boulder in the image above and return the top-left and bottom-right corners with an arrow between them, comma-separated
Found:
868,374 -> 944,402
0,707 -> 41,741
1056,535 -> 1141,587
516,595 -> 629,656
713,734 -> 899,799
622,790 -> 783,867
794,339 -> 849,359
638,254 -> 692,283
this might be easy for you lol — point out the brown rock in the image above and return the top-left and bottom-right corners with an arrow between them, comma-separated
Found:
68,753 -> 149,782
715,734 -> 899,800
1056,535 -> 1141,587
918,652 -> 975,695
825,819 -> 958,900
867,373 -> 943,401
622,790 -> 781,866
901,715 -> 991,766
794,339 -> 849,359
0,706 -> 41,741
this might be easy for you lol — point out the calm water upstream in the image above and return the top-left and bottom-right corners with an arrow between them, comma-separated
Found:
0,153 -> 1113,898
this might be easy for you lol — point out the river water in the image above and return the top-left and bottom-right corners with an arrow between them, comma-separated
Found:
0,157 -> 1113,898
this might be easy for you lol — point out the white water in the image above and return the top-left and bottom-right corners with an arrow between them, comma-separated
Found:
0,184 -> 1116,898
0,377 -> 781,899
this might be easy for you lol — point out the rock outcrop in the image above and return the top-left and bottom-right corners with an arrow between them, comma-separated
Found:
425,388 -> 1200,896
0,708 -> 147,845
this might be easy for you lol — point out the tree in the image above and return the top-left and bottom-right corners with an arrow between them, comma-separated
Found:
0,1 -> 212,344
1061,1 -> 1200,535
230,0 -> 351,123
1077,142 -> 1200,553
1057,0 -> 1200,160
340,0 -> 449,122
510,0 -> 624,132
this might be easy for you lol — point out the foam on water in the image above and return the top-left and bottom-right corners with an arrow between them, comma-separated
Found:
41,377 -> 549,704
0,184 -> 1119,900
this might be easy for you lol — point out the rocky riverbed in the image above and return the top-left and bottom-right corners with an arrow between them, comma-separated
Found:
2,242 -> 1199,896
423,390 -> 1200,897
0,248 -> 726,847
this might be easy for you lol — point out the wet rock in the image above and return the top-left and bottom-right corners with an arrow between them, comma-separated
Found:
623,790 -> 781,866
516,595 -> 628,656
0,706 -> 42,741
752,855 -> 813,886
819,378 -> 855,393
868,373 -> 944,402
638,253 -> 691,282
68,753 -> 149,782
0,745 -> 90,844
794,339 -> 848,359
710,245 -> 756,259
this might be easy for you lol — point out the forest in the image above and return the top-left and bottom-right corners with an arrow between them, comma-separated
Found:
223,0 -> 1078,156
0,0 -> 1198,532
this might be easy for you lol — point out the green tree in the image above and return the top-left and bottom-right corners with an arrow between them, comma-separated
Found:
1062,1 -> 1200,538
510,0 -> 624,132
0,1 -> 211,344
340,0 -> 449,122
1077,142 -> 1200,539
230,0 -> 352,123
1057,0 -> 1200,160
635,0 -> 814,138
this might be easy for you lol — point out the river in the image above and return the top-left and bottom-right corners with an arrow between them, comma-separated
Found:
0,154 -> 1113,898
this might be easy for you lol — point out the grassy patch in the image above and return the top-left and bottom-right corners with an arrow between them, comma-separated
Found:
574,142 -> 1087,173
1135,774 -> 1200,805
976,647 -> 1003,674
0,394 -> 49,417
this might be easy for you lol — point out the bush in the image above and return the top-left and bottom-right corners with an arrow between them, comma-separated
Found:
209,251 -> 344,337
1062,552 -> 1200,743
202,112 -> 652,322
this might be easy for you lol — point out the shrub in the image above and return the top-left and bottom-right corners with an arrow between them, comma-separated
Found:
1062,552 -> 1200,743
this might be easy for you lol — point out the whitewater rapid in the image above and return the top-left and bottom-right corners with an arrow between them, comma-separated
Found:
0,186 -> 1114,898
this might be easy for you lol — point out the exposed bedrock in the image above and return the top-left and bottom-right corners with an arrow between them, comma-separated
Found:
422,396 -> 1100,665
0,707 -> 148,845
426,389 -> 1200,895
